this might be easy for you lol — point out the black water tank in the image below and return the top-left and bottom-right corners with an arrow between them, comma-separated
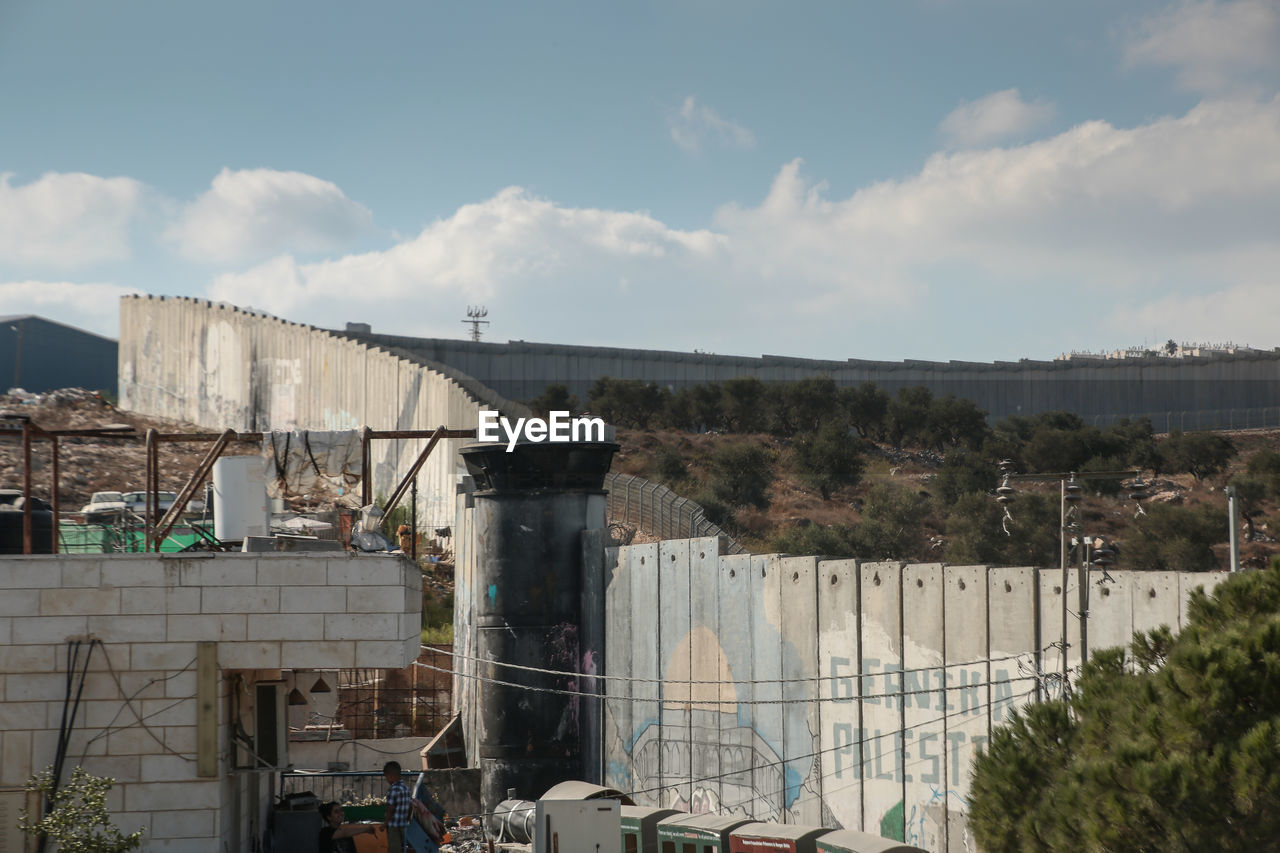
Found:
0,506 -> 54,554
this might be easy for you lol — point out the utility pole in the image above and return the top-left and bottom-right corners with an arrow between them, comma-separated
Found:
1227,485 -> 1240,573
999,468 -> 1142,693
10,320 -> 24,390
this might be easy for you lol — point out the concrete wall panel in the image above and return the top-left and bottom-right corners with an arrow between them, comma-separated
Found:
717,552 -> 755,817
902,563 -> 945,851
658,538 -> 692,809
816,559 -> 861,832
747,553 -> 784,819
689,538 -> 723,815
1086,570 -> 1134,662
603,543 -> 633,794
1180,572 -> 1230,628
780,556 -> 823,825
988,568 -> 1038,729
628,542 -> 662,807
942,565 -> 988,853
859,561 -> 904,841
1132,571 -> 1180,637
1037,567 -> 1080,699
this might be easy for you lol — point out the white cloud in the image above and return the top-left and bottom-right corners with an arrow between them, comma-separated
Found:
167,168 -> 373,264
668,96 -> 756,153
203,96 -> 1280,358
939,88 -> 1056,147
207,186 -> 727,323
1124,0 -> 1280,92
0,172 -> 144,268
0,281 -> 142,337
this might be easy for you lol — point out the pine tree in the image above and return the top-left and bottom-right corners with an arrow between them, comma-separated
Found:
970,562 -> 1280,852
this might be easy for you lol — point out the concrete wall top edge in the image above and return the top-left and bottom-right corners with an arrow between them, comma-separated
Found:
326,328 -> 1280,376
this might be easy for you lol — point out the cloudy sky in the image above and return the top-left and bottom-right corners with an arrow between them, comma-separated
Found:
1,0 -> 1278,362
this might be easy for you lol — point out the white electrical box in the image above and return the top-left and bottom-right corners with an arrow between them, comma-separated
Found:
534,798 -> 620,853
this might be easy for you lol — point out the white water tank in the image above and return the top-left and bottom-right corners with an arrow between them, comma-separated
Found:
212,456 -> 270,541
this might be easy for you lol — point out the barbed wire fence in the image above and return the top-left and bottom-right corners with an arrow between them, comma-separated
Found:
1090,407 -> 1280,432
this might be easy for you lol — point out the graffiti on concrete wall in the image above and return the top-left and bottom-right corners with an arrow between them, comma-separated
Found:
603,538 -> 1228,852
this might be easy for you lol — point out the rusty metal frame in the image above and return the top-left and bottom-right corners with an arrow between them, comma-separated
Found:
0,415 -> 137,554
143,426 -> 477,551
150,428 -> 237,551
142,429 -> 264,551
2,415 -> 477,554
379,428 -> 476,523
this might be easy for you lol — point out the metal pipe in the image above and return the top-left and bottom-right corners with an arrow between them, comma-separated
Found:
145,428 -> 157,551
367,428 -> 476,440
154,429 -> 235,548
50,435 -> 59,555
1078,541 -> 1089,666
12,318 -> 23,389
1060,480 -> 1068,691
361,427 -> 372,507
383,427 -> 444,521
22,420 -> 32,554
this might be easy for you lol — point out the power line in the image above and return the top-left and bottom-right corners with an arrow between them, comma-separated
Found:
434,645 -> 1049,687
707,687 -> 1038,816
430,686 -> 1037,825
413,654 -> 1049,706
79,646 -> 198,765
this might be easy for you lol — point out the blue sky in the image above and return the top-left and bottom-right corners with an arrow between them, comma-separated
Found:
1,0 -> 1278,363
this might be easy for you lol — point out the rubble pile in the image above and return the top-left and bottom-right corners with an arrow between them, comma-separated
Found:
439,820 -> 488,852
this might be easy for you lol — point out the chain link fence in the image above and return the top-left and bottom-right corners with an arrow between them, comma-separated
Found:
1089,407 -> 1280,433
604,472 -> 746,555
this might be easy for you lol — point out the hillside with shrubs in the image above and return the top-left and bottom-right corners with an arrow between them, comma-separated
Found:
529,377 -> 1280,570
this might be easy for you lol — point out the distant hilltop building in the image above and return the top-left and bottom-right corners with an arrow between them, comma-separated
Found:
1057,342 -> 1269,361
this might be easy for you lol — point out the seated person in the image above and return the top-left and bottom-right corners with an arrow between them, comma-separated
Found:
318,801 -> 377,853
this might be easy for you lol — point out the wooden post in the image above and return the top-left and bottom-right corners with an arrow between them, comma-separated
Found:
197,642 -> 218,777
50,435 -> 59,554
21,420 -> 32,554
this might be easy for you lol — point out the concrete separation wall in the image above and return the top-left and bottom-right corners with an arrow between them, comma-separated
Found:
118,296 -> 532,531
600,538 -> 1230,851
338,330 -> 1280,429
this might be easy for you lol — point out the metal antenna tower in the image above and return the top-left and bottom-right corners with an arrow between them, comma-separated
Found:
462,306 -> 489,342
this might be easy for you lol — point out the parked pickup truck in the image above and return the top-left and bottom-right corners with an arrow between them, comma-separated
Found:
80,491 -> 128,521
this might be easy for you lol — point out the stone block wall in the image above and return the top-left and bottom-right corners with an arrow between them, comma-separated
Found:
0,551 -> 420,853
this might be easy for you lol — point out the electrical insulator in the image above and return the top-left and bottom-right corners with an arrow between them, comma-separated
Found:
1127,477 -> 1149,503
1064,476 -> 1084,505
